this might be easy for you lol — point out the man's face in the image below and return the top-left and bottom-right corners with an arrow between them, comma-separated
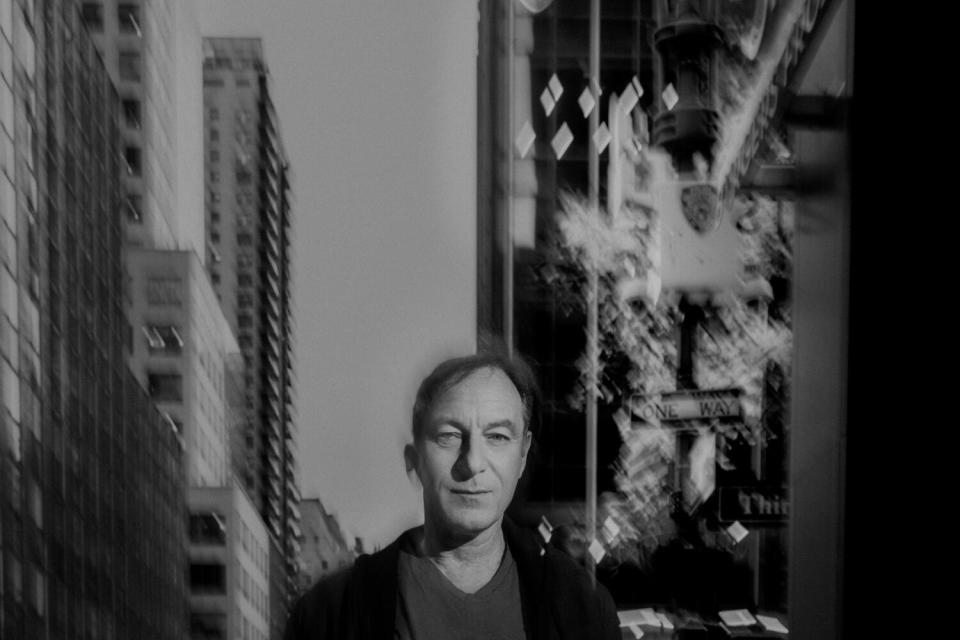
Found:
413,367 -> 531,539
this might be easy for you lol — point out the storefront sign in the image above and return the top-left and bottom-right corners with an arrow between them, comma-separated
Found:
718,486 -> 789,524
631,388 -> 742,423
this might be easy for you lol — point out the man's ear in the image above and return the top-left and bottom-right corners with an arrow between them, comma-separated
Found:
403,443 -> 420,480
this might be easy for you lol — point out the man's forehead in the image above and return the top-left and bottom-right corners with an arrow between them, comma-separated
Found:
430,367 -> 523,413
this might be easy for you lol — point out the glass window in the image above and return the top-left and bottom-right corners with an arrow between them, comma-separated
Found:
117,3 -> 140,34
124,146 -> 141,176
143,325 -> 183,354
80,3 -> 103,30
188,562 -> 226,593
6,553 -> 22,602
14,5 -> 35,79
121,98 -> 141,129
1,84 -> 13,138
190,612 -> 226,640
125,193 -> 142,222
147,372 -> 182,402
1,0 -> 12,38
188,512 -> 226,545
118,51 -> 141,82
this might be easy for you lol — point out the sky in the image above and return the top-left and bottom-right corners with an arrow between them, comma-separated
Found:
196,0 -> 480,548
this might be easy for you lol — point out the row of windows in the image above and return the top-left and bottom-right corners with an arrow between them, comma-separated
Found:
80,2 -> 141,34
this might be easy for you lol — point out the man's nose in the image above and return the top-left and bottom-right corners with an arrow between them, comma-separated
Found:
454,432 -> 488,479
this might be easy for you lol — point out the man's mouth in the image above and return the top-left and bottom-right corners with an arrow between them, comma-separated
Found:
451,488 -> 492,495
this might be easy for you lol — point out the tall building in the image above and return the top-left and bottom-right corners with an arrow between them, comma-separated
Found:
0,2 -> 185,639
297,498 -> 354,590
201,36 -> 299,631
187,486 -> 270,640
125,248 -> 238,488
78,0 -> 205,255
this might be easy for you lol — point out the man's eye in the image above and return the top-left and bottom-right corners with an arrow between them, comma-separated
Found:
486,433 -> 512,444
436,432 -> 462,446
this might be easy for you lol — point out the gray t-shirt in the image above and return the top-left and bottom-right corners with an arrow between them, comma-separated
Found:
394,533 -> 526,640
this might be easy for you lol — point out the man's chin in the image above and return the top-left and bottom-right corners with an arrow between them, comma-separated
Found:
441,507 -> 500,537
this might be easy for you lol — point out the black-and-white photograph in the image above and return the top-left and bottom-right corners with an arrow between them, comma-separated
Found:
0,0 -> 861,638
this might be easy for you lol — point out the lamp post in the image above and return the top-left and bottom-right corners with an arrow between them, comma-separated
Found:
585,0 -> 600,585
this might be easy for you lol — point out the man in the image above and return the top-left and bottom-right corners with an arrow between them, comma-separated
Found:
284,353 -> 621,639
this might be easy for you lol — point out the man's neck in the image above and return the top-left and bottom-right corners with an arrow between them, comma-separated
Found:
418,521 -> 506,594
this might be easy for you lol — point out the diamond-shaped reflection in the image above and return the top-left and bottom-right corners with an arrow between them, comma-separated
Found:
602,516 -> 621,541
551,123 -> 574,159
550,122 -> 573,160
540,87 -> 556,116
548,73 -> 563,100
662,83 -> 679,111
514,121 -> 536,158
588,539 -> 605,564
592,123 -> 612,154
631,75 -> 644,99
620,82 -> 639,114
591,77 -> 602,97
726,520 -> 749,544
578,87 -> 596,117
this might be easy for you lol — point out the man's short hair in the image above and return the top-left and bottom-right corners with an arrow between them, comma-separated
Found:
412,352 -> 539,441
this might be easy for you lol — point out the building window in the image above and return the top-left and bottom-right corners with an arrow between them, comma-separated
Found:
125,193 -> 142,222
237,232 -> 252,246
237,273 -> 253,287
124,146 -> 142,176
143,325 -> 184,353
189,563 -> 226,594
191,613 -> 226,640
211,272 -> 220,285
80,3 -> 103,30
210,149 -> 220,162
147,373 -> 183,402
210,128 -> 219,142
209,170 -> 220,183
117,4 -> 141,35
238,293 -> 253,308
209,107 -> 219,121
210,210 -> 220,223
210,231 -> 220,244
118,52 -> 141,82
238,314 -> 253,329
121,99 -> 141,129
188,513 -> 226,545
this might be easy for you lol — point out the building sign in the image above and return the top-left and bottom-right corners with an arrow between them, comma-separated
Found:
718,486 -> 789,524
631,388 -> 742,424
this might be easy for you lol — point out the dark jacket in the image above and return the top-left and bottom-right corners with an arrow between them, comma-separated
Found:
284,518 -> 622,639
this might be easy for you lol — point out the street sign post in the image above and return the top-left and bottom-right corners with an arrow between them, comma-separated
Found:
630,388 -> 743,424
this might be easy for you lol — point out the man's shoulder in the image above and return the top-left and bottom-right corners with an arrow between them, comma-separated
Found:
503,520 -> 620,639
284,536 -> 405,640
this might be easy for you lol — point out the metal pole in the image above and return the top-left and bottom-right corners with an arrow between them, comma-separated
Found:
585,0 -> 600,585
505,0 -> 516,355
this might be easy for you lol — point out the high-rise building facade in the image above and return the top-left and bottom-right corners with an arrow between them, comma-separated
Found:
296,498 -> 353,591
78,0 -> 205,255
201,36 -> 299,631
0,2 -> 185,639
187,485 -> 270,640
125,248 -> 238,488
